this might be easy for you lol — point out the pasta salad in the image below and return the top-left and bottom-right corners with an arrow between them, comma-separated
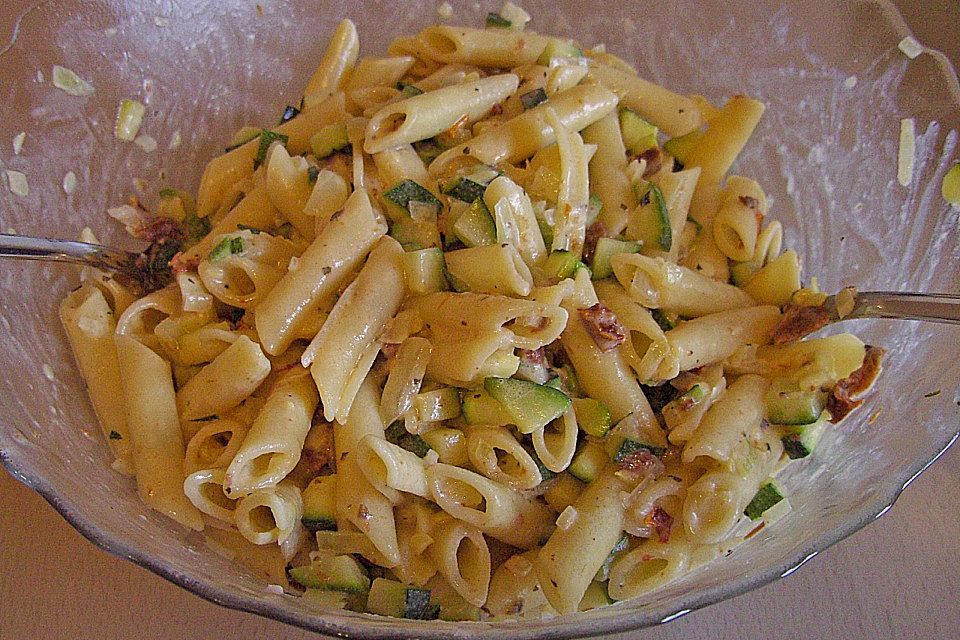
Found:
59,3 -> 883,621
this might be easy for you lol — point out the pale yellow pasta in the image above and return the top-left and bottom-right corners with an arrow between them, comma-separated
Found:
183,468 -> 237,523
648,167 -> 702,262
176,271 -> 214,315
611,253 -> 755,317
587,62 -> 703,137
380,336 -> 432,426
345,56 -> 416,92
487,550 -> 556,617
305,169 -> 351,234
196,92 -> 347,217
223,371 -> 318,496
757,333 -> 866,390
303,18 -> 359,108
667,305 -> 781,371
742,250 -> 802,306
682,374 -> 770,467
77,227 -> 137,315
114,286 -> 180,354
264,144 -> 315,239
560,273 -> 656,424
183,417 -> 249,474
607,536 -> 693,600
256,188 -> 387,355
429,84 -> 618,175
59,286 -> 132,472
357,434 -> 430,498
234,482 -> 303,546
172,321 -> 241,366
428,515 -> 491,607
176,335 -> 271,421
531,405 -> 578,473
535,467 -> 629,614
582,111 -> 634,235
422,428 -> 469,466
426,463 -> 554,549
115,334 -> 203,531
365,73 -> 519,153
184,185 -> 279,262
483,175 -> 547,266
372,144 -> 434,196
546,61 -> 589,95
466,426 -> 542,489
393,501 -> 439,587
444,244 -> 533,296
305,236 -> 406,422
415,25 -> 552,67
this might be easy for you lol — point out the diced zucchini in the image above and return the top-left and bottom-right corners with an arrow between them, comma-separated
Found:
634,183 -> 671,251
543,472 -> 585,512
781,410 -> 830,459
301,475 -> 337,532
744,481 -> 785,520
453,198 -> 497,247
543,250 -> 588,279
651,309 -> 677,331
310,122 -> 350,159
414,387 -> 462,422
572,397 -> 613,438
662,129 -> 705,165
520,88 -> 548,110
289,555 -> 370,593
414,138 -> 444,166
461,388 -> 512,426
209,236 -> 244,261
568,441 -> 608,483
537,38 -> 583,65
613,438 -> 666,462
301,588 -> 349,609
402,248 -> 448,294
396,82 -> 424,97
225,125 -> 261,151
586,193 -> 603,227
441,176 -> 487,203
593,533 -> 629,582
590,237 -> 642,280
578,581 -> 613,611
254,129 -> 289,169
765,382 -> 826,426
385,421 -> 432,458
485,12 -> 512,28
384,179 -> 441,213
619,108 -> 658,155
389,216 -> 439,251
366,578 -> 439,620
428,578 -> 483,621
483,377 -> 571,434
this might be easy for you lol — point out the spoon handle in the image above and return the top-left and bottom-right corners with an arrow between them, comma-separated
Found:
0,233 -> 136,273
851,291 -> 960,325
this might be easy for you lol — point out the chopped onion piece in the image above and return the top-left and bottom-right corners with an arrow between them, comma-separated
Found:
897,36 -> 923,59
52,65 -> 95,96
843,75 -> 857,89
62,171 -> 77,194
134,134 -> 157,152
556,505 -> 578,530
6,170 -> 28,197
168,130 -> 182,149
12,132 -> 25,155
942,164 -> 960,206
897,118 -> 915,187
115,99 -> 146,141
108,203 -> 150,234
436,1 -> 453,19
500,1 -> 531,29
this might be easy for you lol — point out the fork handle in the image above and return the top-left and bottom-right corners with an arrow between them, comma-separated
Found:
0,233 -> 137,272
853,291 -> 960,325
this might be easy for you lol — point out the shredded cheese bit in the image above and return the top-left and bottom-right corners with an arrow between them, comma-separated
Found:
42,364 -> 55,381
134,134 -> 158,152
63,171 -> 77,194
6,170 -> 29,197
168,130 -> 182,149
153,15 -> 170,27
897,36 -> 923,59
556,505 -> 579,530
52,65 -> 95,96
436,1 -> 453,19
12,132 -> 25,155
897,118 -> 915,187
843,75 -> 857,89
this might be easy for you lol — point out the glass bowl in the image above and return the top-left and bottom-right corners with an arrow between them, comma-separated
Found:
0,0 -> 958,638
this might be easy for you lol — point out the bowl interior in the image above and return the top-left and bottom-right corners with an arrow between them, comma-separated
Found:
0,0 -> 958,638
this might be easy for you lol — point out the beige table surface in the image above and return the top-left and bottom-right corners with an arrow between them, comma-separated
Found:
2,2 -> 959,639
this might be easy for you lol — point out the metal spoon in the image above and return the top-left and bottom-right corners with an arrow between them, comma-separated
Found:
0,233 -> 175,293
